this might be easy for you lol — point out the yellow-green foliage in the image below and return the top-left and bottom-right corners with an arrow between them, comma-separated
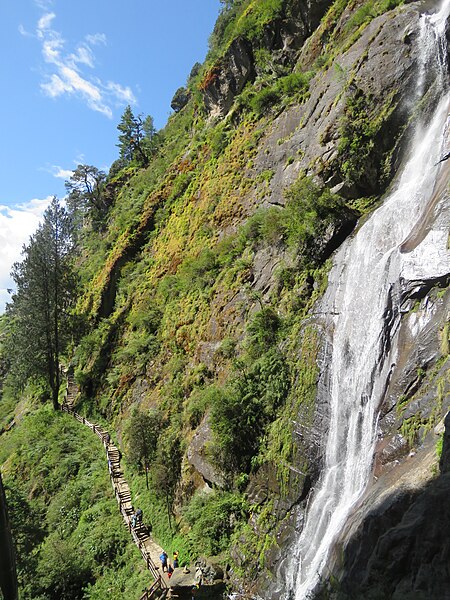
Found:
206,0 -> 284,66
65,0 -> 416,583
441,322 -> 449,356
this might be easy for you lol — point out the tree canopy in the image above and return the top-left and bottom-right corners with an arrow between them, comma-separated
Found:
117,106 -> 157,167
65,165 -> 108,233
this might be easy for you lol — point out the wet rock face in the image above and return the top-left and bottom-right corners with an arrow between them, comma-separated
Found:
256,4 -> 423,201
336,466 -> 450,598
375,287 -> 450,475
440,411 -> 450,473
325,285 -> 450,597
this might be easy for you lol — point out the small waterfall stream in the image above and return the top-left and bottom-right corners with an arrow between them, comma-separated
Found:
286,1 -> 450,597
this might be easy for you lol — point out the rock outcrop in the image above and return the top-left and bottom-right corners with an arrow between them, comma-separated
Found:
201,0 -> 334,118
202,37 -> 255,119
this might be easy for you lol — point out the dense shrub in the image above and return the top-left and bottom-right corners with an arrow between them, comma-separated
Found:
210,347 -> 290,478
183,490 -> 248,555
250,87 -> 281,115
1,406 -> 148,599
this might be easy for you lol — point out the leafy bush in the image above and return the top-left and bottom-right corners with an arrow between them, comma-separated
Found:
250,86 -> 281,115
337,88 -> 396,189
183,490 -> 248,555
277,71 -> 314,95
246,307 -> 281,357
210,347 -> 290,477
1,406 -> 148,599
235,176 -> 346,265
282,176 -> 346,259
207,0 -> 283,61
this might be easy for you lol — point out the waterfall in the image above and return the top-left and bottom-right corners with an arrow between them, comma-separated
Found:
286,1 -> 450,597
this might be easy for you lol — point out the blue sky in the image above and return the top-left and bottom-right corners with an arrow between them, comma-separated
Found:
0,0 -> 221,311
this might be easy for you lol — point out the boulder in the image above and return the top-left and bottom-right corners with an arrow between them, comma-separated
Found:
186,415 -> 225,488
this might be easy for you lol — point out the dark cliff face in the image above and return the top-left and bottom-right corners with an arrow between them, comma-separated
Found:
201,0 -> 334,118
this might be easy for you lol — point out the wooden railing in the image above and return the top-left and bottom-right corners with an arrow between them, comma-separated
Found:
0,419 -> 15,436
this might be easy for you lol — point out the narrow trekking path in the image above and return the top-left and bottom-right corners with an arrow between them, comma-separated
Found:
61,376 -> 169,600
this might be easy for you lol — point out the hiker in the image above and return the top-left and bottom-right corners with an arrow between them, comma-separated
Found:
160,550 -> 168,572
132,508 -> 143,528
167,564 -> 174,578
107,458 -> 113,476
173,551 -> 179,568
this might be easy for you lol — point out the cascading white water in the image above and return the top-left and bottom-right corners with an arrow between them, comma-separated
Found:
286,1 -> 450,597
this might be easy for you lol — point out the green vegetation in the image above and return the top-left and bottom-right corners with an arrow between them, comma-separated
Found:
337,88 -> 397,189
233,175 -> 348,265
117,105 -> 158,167
0,405 -> 149,599
183,490 -> 248,555
248,71 -> 314,116
1,0 -> 431,595
207,0 -> 285,63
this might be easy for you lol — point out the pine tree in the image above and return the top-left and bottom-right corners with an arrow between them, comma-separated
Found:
116,106 -> 157,167
65,164 -> 107,232
7,197 -> 76,409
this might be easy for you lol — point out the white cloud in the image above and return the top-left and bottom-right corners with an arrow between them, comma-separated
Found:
42,37 -> 64,62
106,81 -> 136,104
16,197 -> 53,218
18,24 -> 32,37
69,45 -> 95,68
37,12 -> 56,38
51,166 -> 74,179
85,33 -> 106,46
0,198 -> 51,312
27,10 -> 135,118
60,65 -> 102,100
41,73 -> 69,97
34,0 -> 54,10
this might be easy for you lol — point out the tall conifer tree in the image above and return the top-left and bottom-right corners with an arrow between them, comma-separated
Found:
7,197 -> 75,409
117,105 -> 157,167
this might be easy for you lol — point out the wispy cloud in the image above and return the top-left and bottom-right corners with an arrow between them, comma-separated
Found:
85,33 -> 106,46
21,9 -> 136,118
18,23 -> 33,37
0,197 -> 52,312
106,82 -> 137,104
51,166 -> 74,179
34,0 -> 54,10
37,11 -> 56,37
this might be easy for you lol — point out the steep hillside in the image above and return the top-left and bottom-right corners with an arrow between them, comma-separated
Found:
70,0 -> 450,596
2,0 -> 449,599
